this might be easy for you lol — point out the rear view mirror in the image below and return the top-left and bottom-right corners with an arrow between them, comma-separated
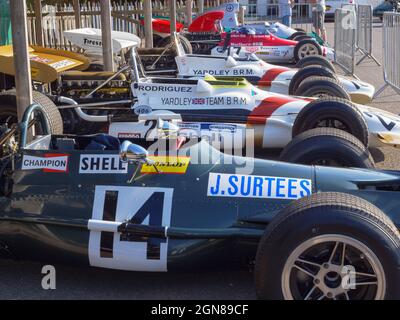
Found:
119,141 -> 149,163
225,55 -> 238,68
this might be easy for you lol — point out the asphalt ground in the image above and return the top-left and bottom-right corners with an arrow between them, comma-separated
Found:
1,21 -> 399,300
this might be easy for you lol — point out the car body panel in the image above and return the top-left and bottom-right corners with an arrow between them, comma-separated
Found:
0,133 -> 399,273
127,70 -> 398,149
210,32 -> 335,63
175,50 -> 375,103
1,137 -> 314,271
0,45 -> 89,83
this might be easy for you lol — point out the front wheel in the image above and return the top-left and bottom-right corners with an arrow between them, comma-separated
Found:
255,192 -> 400,300
288,66 -> 336,95
294,39 -> 322,62
295,55 -> 335,72
279,128 -> 374,168
294,76 -> 351,100
292,97 -> 369,147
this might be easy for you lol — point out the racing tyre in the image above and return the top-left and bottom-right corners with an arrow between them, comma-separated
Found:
292,97 -> 369,146
178,35 -> 193,54
157,35 -> 193,54
152,34 -> 163,47
279,128 -> 374,168
255,192 -> 400,300
295,55 -> 335,72
288,31 -> 307,40
0,90 -> 63,134
288,66 -> 337,95
294,76 -> 351,100
294,39 -> 322,63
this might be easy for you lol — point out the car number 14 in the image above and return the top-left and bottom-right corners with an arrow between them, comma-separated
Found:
88,186 -> 173,272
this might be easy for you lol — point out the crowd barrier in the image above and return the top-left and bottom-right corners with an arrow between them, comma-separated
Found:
356,4 -> 380,66
334,8 -> 357,77
374,12 -> 400,98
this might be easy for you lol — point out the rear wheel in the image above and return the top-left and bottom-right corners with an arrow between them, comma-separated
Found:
279,128 -> 374,168
294,39 -> 322,62
255,192 -> 400,300
178,35 -> 193,54
157,35 -> 193,54
292,97 -> 369,147
0,90 -> 63,134
295,55 -> 335,72
295,76 -> 351,100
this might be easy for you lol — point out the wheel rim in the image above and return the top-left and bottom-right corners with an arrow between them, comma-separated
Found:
299,44 -> 318,58
282,235 -> 386,300
314,118 -> 349,131
310,91 -> 335,99
308,158 -> 347,167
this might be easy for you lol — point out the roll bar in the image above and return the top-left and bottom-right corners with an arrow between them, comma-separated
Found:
20,103 -> 50,149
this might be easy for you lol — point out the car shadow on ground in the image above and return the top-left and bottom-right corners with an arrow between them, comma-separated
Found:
0,259 -> 256,300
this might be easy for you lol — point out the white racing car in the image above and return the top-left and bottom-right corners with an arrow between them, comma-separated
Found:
210,31 -> 335,64
27,29 -> 398,167
172,35 -> 374,104
104,45 -> 400,168
219,2 -> 323,43
62,29 -> 373,104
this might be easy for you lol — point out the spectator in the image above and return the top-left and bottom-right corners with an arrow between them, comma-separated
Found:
278,0 -> 294,27
311,0 -> 327,41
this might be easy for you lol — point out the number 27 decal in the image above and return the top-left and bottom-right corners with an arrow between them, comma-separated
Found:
88,186 -> 173,272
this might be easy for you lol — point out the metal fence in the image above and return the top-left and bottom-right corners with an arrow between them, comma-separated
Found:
356,4 -> 380,65
26,0 -> 220,50
374,12 -> 400,98
27,2 -> 141,49
334,8 -> 357,77
245,3 -> 313,33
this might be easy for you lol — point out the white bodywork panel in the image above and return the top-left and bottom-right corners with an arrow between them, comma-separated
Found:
63,28 -> 141,54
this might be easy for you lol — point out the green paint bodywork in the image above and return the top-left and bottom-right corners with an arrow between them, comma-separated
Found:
0,131 -> 399,272
0,0 -> 12,46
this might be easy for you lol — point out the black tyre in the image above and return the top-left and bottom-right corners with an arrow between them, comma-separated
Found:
288,66 -> 336,95
294,28 -> 306,32
0,90 -> 63,134
293,35 -> 313,42
86,63 -> 104,71
293,39 -> 322,63
295,55 -> 335,72
157,35 -> 193,54
178,35 -> 193,54
279,128 -> 374,168
295,76 -> 351,100
292,97 -> 369,146
288,31 -> 307,40
255,192 -> 400,300
152,34 -> 163,47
